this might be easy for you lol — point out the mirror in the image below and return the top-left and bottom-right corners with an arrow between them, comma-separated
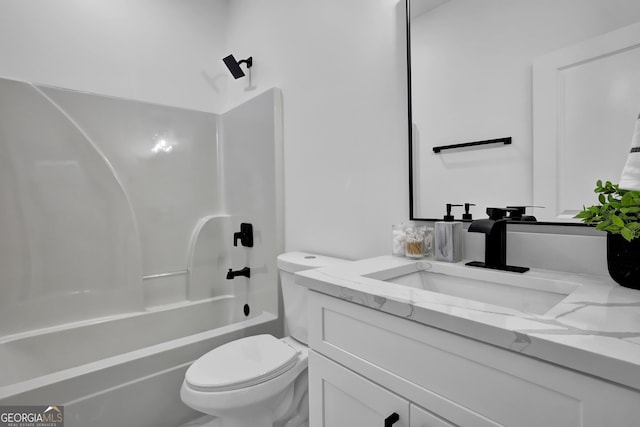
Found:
408,0 -> 640,223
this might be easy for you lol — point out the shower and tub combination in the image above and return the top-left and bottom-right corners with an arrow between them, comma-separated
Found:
0,77 -> 284,427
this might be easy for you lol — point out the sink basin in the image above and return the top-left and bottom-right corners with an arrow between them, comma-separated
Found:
367,261 -> 581,315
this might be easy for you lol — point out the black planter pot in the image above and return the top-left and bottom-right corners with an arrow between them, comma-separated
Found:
607,233 -> 640,289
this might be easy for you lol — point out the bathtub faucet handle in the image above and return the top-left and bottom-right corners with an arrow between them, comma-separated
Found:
233,223 -> 254,247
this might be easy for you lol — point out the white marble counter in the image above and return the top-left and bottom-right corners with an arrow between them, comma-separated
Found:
295,256 -> 640,390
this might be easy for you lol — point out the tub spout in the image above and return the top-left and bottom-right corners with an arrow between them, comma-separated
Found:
227,267 -> 251,279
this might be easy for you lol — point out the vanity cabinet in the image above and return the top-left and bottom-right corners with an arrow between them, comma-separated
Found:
310,350 -> 454,427
309,351 -> 409,426
307,290 -> 640,427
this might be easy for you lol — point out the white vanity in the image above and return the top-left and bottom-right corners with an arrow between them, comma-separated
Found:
295,256 -> 640,427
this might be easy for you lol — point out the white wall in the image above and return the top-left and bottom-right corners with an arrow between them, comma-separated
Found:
0,0 -> 230,112
224,0 -> 410,259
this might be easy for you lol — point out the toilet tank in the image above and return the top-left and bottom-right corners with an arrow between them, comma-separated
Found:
277,252 -> 348,344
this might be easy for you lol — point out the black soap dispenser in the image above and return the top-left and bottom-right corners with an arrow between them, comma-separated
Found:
434,204 -> 464,262
462,203 -> 475,220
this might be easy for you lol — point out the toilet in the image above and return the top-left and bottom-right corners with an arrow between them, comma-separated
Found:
180,252 -> 347,427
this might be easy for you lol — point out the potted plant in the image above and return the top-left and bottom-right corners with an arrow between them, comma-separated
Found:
576,180 -> 640,289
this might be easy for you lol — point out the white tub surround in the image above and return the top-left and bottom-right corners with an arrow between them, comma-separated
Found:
295,256 -> 640,390
0,77 -> 283,335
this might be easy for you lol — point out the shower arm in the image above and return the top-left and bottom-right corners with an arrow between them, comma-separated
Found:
238,58 -> 253,69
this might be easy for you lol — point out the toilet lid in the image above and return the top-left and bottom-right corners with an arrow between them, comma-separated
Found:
185,334 -> 299,392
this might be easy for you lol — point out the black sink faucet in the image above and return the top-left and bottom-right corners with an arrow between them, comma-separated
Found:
466,208 -> 529,273
227,267 -> 251,279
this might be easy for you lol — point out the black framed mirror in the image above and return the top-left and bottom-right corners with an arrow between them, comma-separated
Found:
406,0 -> 640,225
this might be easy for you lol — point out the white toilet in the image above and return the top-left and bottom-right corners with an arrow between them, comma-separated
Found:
180,252 -> 347,427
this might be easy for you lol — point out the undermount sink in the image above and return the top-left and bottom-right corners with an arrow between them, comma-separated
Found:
367,261 -> 581,315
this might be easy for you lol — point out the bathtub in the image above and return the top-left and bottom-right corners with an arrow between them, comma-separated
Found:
0,296 -> 280,427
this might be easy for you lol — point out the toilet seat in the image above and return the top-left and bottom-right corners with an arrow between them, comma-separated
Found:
185,334 -> 299,392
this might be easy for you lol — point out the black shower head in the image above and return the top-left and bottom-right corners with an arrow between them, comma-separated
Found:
223,54 -> 253,79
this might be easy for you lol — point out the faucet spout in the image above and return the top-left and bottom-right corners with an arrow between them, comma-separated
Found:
466,209 -> 529,273
467,218 -> 508,268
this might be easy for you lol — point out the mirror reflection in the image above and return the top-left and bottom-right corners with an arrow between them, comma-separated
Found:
409,0 -> 640,222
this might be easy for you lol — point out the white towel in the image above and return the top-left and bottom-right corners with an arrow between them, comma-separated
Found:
619,113 -> 640,191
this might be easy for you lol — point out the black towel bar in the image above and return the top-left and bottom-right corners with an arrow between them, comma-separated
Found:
433,137 -> 511,153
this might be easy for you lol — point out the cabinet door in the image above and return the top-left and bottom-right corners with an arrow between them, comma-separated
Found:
410,404 -> 457,427
309,350 -> 409,427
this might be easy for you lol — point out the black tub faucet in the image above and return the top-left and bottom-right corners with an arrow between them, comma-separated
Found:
234,223 -> 254,247
465,207 -> 529,273
227,267 -> 251,279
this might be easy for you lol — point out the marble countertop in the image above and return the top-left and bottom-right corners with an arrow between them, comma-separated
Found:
295,255 -> 640,390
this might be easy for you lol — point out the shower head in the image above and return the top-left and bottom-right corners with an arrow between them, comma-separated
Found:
223,54 -> 253,79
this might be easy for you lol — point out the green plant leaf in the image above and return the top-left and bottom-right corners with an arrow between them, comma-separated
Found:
577,180 -> 640,233
622,227 -> 635,241
576,205 -> 599,218
612,215 -> 625,227
621,207 -> 640,214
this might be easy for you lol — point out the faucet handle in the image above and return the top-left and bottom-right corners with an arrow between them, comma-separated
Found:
486,207 -> 508,220
233,223 -> 254,247
506,205 -> 544,221
484,207 -> 522,220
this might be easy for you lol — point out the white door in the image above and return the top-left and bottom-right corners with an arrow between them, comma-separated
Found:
534,21 -> 640,220
309,350 -> 409,427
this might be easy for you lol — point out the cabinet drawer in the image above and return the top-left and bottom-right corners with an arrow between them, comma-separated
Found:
309,351 -> 409,427
410,404 -> 456,427
308,290 -> 640,427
